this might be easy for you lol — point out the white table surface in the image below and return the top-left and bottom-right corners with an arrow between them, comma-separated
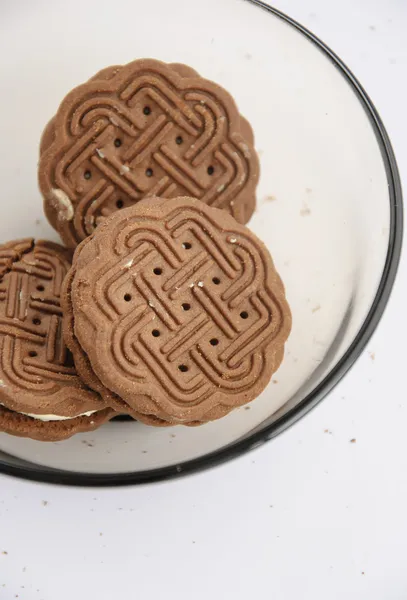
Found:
0,1 -> 406,599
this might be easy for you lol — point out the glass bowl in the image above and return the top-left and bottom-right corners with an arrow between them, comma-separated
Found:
0,0 -> 402,486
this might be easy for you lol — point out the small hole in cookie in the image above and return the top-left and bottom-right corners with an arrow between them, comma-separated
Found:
28,351 -> 37,358
146,168 -> 153,177
152,329 -> 160,337
182,303 -> 191,311
114,138 -> 122,147
182,242 -> 192,250
143,106 -> 151,115
116,200 -> 124,209
36,285 -> 44,292
210,338 -> 219,346
178,364 -> 188,372
153,267 -> 162,275
84,170 -> 92,180
207,165 -> 214,175
240,311 -> 249,319
124,293 -> 132,302
176,136 -> 183,145
32,318 -> 41,326
66,350 -> 75,368
212,277 -> 221,285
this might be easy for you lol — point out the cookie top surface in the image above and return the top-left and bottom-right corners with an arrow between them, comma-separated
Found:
69,197 -> 291,423
0,239 -> 106,417
38,59 -> 259,248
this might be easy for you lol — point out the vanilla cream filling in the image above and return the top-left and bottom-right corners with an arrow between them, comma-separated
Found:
0,403 -> 98,422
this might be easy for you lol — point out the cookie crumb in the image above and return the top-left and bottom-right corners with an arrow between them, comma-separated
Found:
272,379 -> 278,384
264,195 -> 276,202
312,304 -> 321,313
350,438 -> 356,444
197,281 -> 204,288
1,551 -> 8,555
369,352 -> 375,361
49,189 -> 74,221
300,204 -> 311,216
244,406 -> 251,410
42,500 -> 48,506
240,143 -> 251,159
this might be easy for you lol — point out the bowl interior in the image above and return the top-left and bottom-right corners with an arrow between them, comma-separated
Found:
0,0 -> 392,478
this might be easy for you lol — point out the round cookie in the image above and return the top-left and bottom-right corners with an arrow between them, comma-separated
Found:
66,196 -> 291,425
0,239 -> 113,441
38,59 -> 260,248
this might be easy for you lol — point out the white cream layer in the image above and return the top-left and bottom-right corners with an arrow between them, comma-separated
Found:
0,403 -> 98,422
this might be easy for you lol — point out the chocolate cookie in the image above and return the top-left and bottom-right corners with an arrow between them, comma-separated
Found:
65,197 -> 291,424
38,59 -> 260,248
0,239 -> 114,441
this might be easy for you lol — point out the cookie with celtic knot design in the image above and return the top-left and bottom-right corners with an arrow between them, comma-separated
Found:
38,59 -> 260,248
0,239 -> 115,441
64,197 -> 291,425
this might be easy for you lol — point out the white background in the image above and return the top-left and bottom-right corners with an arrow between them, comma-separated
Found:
0,1 -> 406,599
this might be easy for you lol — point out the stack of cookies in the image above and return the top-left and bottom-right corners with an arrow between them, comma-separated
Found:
0,59 -> 291,441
